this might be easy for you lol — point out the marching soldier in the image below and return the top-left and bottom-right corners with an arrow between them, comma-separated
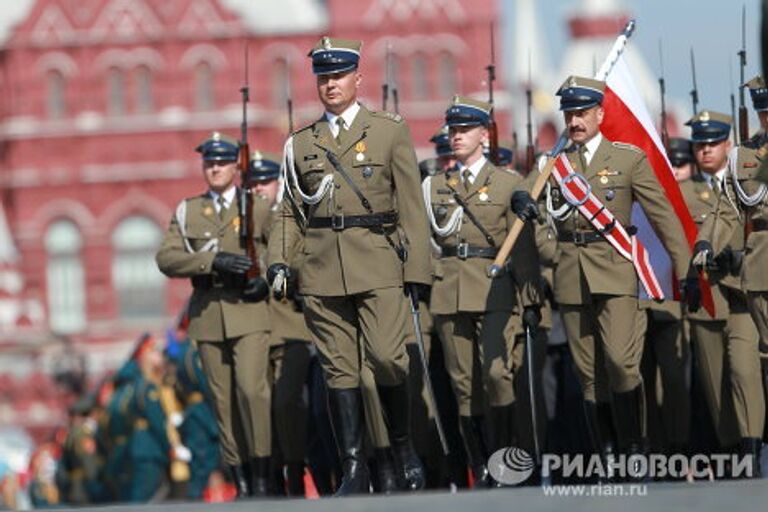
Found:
266,36 -> 432,495
512,77 -> 694,472
57,396 -> 103,505
690,103 -> 766,474
156,132 -> 273,497
247,151 -> 313,496
424,96 -> 542,486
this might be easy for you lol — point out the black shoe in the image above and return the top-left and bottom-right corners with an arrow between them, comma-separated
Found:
372,448 -> 398,494
229,464 -> 250,499
285,462 -> 306,497
459,415 -> 492,489
249,457 -> 271,497
378,382 -> 426,491
328,388 -> 370,496
612,386 -> 648,481
489,404 -> 516,453
740,437 -> 762,479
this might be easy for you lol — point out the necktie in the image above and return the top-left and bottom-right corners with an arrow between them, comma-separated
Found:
217,196 -> 226,220
462,167 -> 471,191
578,145 -> 588,172
335,117 -> 345,146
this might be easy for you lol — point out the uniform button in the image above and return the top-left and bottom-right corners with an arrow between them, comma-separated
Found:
335,184 -> 341,189
200,264 -> 206,270
204,231 -> 211,237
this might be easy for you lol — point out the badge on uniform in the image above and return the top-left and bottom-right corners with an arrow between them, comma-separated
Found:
203,206 -> 214,216
448,177 -> 459,188
355,141 -> 366,162
304,154 -> 319,161
478,186 -> 489,201
596,168 -> 618,185
232,217 -> 240,233
362,166 -> 373,178
700,191 -> 710,200
605,189 -> 615,201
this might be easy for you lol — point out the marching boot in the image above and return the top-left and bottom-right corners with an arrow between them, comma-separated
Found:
249,457 -> 271,497
229,464 -> 250,499
612,385 -> 648,481
378,382 -> 426,491
740,438 -> 762,479
372,448 -> 398,494
761,358 -> 768,443
489,404 -> 515,452
459,415 -> 492,488
328,388 -> 370,496
285,462 -> 306,497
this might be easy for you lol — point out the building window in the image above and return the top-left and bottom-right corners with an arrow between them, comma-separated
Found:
135,65 -> 153,113
111,216 -> 165,320
194,61 -> 214,111
45,220 -> 85,334
46,70 -> 66,119
107,67 -> 125,116
438,52 -> 457,98
271,58 -> 289,108
411,52 -> 429,101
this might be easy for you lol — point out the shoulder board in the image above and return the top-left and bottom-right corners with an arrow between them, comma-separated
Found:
499,168 -> 522,179
611,141 -> 642,153
292,122 -> 314,136
371,110 -> 404,123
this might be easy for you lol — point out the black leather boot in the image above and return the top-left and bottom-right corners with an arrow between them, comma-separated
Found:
761,358 -> 768,443
612,386 -> 648,481
378,382 -> 426,491
285,462 -> 306,497
489,404 -> 515,452
740,437 -> 762,479
459,415 -> 492,488
328,388 -> 370,496
372,448 -> 398,494
229,464 -> 250,499
249,457 -> 270,497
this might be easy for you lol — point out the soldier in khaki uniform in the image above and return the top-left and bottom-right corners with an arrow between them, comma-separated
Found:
156,133 -> 273,497
691,102 -> 767,474
266,37 -> 432,495
247,152 -> 313,496
513,77 -> 694,468
424,96 -> 541,486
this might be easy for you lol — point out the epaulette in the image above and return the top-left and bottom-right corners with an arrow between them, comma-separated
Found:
500,167 -> 522,179
612,141 -> 642,153
292,122 -> 314,136
371,110 -> 404,123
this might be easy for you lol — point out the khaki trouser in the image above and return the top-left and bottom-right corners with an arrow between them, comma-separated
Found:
641,308 -> 690,449
197,332 -> 272,464
690,287 -> 764,444
561,295 -> 645,403
302,287 -> 410,390
747,291 -> 768,355
435,310 -> 521,417
270,341 -> 311,463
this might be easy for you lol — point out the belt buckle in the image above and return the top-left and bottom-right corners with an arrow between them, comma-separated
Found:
572,232 -> 586,246
457,242 -> 469,259
332,213 -> 345,231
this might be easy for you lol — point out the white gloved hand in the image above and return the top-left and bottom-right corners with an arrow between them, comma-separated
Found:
174,444 -> 192,462
170,412 -> 184,428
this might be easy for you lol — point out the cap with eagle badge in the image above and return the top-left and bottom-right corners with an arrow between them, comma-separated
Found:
309,36 -> 362,75
445,95 -> 492,127
247,150 -> 281,183
196,131 -> 239,162
745,75 -> 768,112
686,110 -> 732,143
430,125 -> 452,157
666,137 -> 694,167
556,75 -> 605,111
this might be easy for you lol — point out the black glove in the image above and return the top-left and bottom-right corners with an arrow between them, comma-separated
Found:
522,306 -> 541,331
680,277 -> 701,313
691,240 -> 716,271
243,276 -> 269,302
715,247 -> 744,276
212,252 -> 252,276
511,190 -> 539,221
405,282 -> 431,305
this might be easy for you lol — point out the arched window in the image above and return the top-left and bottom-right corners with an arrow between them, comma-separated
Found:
438,52 -> 457,98
411,52 -> 429,101
111,216 -> 165,320
135,65 -> 153,113
45,220 -> 85,334
107,67 -> 125,116
46,70 -> 66,119
271,58 -> 289,108
194,61 -> 214,111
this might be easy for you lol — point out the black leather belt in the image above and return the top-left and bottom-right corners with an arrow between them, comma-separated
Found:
442,243 -> 499,259
752,219 -> 768,232
308,212 -> 398,231
191,275 -> 246,290
557,231 -> 606,245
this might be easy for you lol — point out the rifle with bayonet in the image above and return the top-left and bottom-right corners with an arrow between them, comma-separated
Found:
382,43 -> 399,114
658,40 -> 670,149
690,48 -> 699,116
486,22 -> 500,165
525,50 -> 535,173
738,4 -> 749,142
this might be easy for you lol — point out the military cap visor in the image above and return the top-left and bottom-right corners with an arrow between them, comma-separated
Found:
196,132 -> 239,161
247,156 -> 281,182
746,76 -> 768,112
490,147 -> 514,166
445,96 -> 492,127
686,111 -> 732,143
309,37 -> 361,75
557,76 -> 605,111
666,137 -> 693,166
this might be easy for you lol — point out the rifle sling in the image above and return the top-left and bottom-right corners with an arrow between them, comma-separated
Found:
445,182 -> 497,247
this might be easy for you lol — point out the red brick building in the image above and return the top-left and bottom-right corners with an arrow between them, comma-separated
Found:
0,0 -> 503,434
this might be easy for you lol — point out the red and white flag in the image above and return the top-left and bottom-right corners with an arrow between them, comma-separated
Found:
599,49 -> 714,315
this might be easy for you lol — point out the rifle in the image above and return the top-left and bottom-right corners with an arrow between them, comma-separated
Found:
237,44 -> 261,279
730,56 -> 739,145
525,50 -> 535,173
286,56 -> 294,135
690,48 -> 699,115
486,22 -> 500,165
658,40 -> 669,149
738,4 -> 749,142
382,43 -> 399,113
